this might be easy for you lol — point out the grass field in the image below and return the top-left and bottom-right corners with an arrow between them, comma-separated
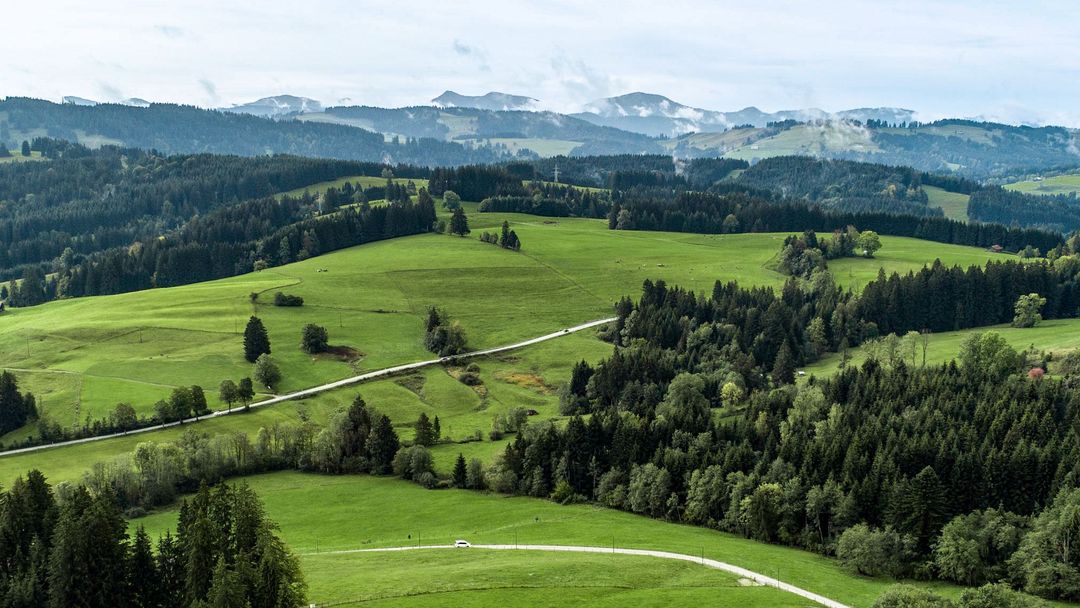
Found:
0,205 -> 1011,443
301,549 -> 806,607
134,471 -> 1068,608
1006,172 -> 1080,197
802,317 -> 1080,377
924,185 -> 970,221
0,149 -> 44,163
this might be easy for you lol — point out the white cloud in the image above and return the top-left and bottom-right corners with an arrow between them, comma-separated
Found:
2,0 -> 1078,125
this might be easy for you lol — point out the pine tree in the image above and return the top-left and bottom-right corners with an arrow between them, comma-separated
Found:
772,342 -> 796,384
157,532 -> 186,608
433,415 -> 441,441
367,414 -> 400,474
129,527 -> 160,608
453,454 -> 468,487
499,221 -> 511,247
449,207 -> 470,236
243,316 -> 271,363
205,557 -> 246,608
414,413 -> 435,446
21,140 -> 30,157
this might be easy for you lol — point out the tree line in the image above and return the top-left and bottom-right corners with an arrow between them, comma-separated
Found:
6,193 -> 436,306
607,191 -> 1063,253
0,139 -> 433,281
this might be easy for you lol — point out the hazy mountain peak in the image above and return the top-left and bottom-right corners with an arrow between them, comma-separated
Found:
431,91 -> 538,111
222,95 -> 323,118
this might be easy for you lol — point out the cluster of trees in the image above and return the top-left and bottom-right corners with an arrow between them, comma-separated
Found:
6,193 -> 437,307
427,165 -> 526,201
423,307 -> 467,357
272,293 -> 303,307
734,156 -> 938,217
483,332 -> 1080,600
75,394 -> 401,513
607,191 -> 1063,253
476,179 -> 612,219
0,470 -> 305,608
0,370 -> 37,435
777,228 -> 882,278
0,140 -> 417,279
968,186 -> 1080,234
479,221 -> 521,251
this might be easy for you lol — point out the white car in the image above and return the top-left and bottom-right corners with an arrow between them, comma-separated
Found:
454,539 -> 471,548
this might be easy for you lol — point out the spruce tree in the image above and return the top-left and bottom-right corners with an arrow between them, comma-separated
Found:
772,342 -> 796,384
449,207 -> 470,236
367,414 -> 400,473
453,453 -> 468,488
243,316 -> 271,363
128,527 -> 160,608
414,413 -> 435,446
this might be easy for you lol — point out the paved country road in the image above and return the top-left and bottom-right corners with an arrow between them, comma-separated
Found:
307,544 -> 850,608
0,317 -> 616,457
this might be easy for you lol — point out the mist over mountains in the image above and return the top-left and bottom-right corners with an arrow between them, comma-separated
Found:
20,90 -> 1080,177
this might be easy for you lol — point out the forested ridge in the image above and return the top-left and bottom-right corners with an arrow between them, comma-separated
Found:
0,97 -> 505,166
0,139 -> 432,277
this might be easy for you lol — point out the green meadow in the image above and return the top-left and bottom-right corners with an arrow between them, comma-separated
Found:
1006,172 -> 1080,197
0,205 -> 1011,444
802,317 -> 1080,378
133,471 -> 1070,608
924,185 -> 970,221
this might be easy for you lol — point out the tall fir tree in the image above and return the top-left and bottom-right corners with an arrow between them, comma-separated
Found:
243,316 -> 271,363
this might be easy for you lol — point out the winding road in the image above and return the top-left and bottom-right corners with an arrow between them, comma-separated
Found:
307,544 -> 849,608
0,317 -> 616,457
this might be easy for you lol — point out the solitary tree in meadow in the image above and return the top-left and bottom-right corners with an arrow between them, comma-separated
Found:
300,323 -> 329,354
243,316 -> 271,362
449,207 -> 470,236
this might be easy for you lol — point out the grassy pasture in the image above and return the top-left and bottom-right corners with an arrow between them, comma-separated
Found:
802,317 -> 1080,378
135,471 -> 1069,608
1006,172 -> 1080,197
0,205 -> 1008,444
298,549 -> 805,607
0,149 -> 44,163
924,185 -> 970,221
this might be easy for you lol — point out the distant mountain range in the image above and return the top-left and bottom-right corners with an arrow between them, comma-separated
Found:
431,90 -> 538,112
572,92 -> 917,137
220,95 -> 323,118
21,92 -> 1080,177
62,96 -> 151,108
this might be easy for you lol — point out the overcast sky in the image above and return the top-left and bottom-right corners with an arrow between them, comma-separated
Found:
5,0 -> 1079,125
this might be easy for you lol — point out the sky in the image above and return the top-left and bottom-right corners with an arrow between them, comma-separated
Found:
4,0 -> 1080,126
